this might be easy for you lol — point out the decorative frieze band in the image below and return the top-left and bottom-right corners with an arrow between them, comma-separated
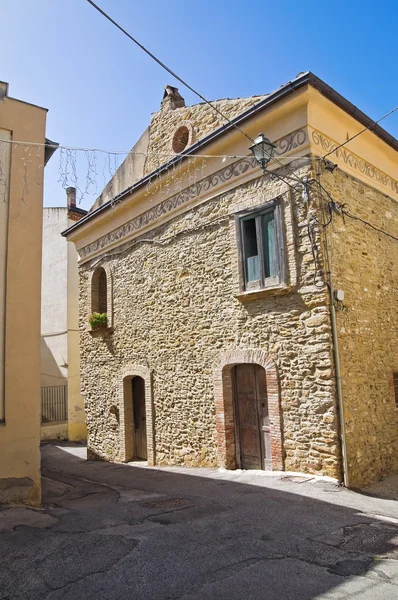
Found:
79,129 -> 308,261
312,130 -> 398,195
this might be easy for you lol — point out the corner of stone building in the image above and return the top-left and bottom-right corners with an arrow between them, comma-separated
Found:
318,167 -> 398,487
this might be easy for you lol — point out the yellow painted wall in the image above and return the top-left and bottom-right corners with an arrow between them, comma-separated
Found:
0,126 -> 11,424
41,421 -> 68,442
0,85 -> 47,505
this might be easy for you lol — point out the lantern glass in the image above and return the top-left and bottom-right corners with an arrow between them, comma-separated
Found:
249,134 -> 276,170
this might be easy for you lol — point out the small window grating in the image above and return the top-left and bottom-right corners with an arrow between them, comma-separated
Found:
394,373 -> 398,408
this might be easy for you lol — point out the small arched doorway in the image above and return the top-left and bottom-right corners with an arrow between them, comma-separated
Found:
120,365 -> 154,465
131,376 -> 147,460
233,364 -> 271,470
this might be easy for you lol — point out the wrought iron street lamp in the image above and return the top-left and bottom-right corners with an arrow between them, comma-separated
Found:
249,134 -> 276,172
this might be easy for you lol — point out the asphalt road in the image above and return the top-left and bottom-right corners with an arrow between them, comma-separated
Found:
1,443 -> 398,599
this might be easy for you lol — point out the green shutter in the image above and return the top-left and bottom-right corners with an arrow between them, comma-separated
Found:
262,212 -> 277,278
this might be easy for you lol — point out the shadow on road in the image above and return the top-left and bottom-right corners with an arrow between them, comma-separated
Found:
0,443 -> 397,600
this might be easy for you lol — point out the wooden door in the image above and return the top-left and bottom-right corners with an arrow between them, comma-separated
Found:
233,364 -> 270,470
132,377 -> 147,460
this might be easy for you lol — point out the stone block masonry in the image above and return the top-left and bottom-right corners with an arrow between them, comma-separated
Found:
67,78 -> 398,488
143,94 -> 267,175
322,168 -> 398,487
79,163 -> 342,480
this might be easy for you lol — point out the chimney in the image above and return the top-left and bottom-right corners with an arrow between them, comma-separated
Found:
0,81 -> 9,101
161,85 -> 185,111
66,186 -> 76,209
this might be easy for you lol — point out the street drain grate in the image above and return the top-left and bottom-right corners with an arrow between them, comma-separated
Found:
142,498 -> 191,509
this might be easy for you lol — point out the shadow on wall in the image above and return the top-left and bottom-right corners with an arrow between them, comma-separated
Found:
14,443 -> 396,600
40,337 -> 66,386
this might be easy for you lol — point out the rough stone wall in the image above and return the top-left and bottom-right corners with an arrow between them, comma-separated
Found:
79,163 -> 342,479
321,169 -> 398,487
143,95 -> 267,175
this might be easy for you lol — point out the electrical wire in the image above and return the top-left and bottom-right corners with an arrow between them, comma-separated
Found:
322,105 -> 398,159
87,0 -> 255,146
86,0 -> 303,191
307,179 -> 334,227
309,177 -> 398,241
340,209 -> 398,242
306,217 -> 325,289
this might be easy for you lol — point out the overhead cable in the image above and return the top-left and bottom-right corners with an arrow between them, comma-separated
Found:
86,0 -> 303,191
0,138 -> 311,162
340,209 -> 398,241
322,106 -> 398,159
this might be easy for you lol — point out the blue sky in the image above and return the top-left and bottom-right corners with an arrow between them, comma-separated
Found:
2,0 -> 397,210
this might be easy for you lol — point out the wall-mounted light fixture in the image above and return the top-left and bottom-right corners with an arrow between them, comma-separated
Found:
249,133 -> 276,172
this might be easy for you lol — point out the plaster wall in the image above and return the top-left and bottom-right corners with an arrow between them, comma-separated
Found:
0,90 -> 47,505
41,208 -> 68,388
0,129 -> 11,423
90,127 -> 150,212
40,207 -> 86,441
41,422 -> 68,441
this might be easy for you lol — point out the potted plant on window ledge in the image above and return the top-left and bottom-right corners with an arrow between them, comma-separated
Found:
89,312 -> 111,334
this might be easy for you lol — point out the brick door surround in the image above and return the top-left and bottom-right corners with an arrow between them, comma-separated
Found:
213,348 -> 284,471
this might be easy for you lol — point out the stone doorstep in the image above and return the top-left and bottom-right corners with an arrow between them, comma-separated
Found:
217,468 -> 340,484
123,460 -> 340,485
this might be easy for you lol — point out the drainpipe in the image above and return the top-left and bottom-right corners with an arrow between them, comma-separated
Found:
315,166 -> 350,488
329,284 -> 350,488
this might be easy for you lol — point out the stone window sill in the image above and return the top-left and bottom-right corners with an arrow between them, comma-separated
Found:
89,326 -> 114,337
235,284 -> 292,302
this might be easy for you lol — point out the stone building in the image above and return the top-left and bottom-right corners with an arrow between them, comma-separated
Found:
0,81 -> 56,504
41,188 -> 87,442
64,72 -> 398,488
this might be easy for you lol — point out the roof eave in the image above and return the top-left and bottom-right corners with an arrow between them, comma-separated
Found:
62,72 -> 398,238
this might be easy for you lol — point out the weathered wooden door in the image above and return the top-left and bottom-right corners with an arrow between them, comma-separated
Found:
132,377 -> 147,460
233,364 -> 270,470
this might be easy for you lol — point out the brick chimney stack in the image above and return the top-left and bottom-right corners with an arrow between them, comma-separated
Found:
66,187 -> 76,209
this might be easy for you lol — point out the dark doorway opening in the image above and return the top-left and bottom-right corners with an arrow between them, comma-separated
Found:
132,376 -> 147,460
233,364 -> 271,470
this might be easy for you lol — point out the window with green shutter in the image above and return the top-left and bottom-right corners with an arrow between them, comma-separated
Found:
237,199 -> 285,291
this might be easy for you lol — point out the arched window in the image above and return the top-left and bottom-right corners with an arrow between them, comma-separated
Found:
89,265 -> 113,330
91,267 -> 107,314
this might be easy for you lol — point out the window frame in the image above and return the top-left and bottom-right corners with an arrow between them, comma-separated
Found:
90,265 -> 113,330
236,198 -> 286,292
393,372 -> 398,409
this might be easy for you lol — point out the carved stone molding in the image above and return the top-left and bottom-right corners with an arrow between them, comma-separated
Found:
79,129 -> 308,261
312,129 -> 398,195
